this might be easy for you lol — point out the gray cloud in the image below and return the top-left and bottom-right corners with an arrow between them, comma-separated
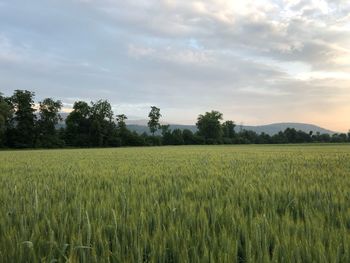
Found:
0,0 -> 349,131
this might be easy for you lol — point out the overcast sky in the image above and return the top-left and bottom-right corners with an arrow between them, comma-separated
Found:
0,0 -> 350,131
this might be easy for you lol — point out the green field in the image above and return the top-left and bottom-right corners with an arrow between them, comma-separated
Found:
1,145 -> 350,262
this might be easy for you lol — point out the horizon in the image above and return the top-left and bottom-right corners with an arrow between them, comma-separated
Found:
118,119 -> 342,134
1,1 -> 350,132
14,104 -> 343,132
53,110 -> 341,133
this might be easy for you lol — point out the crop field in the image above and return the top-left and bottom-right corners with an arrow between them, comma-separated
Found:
0,145 -> 350,262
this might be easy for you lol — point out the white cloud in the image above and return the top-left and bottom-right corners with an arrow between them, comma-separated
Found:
0,0 -> 350,130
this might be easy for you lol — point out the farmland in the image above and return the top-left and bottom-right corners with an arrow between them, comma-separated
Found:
1,145 -> 350,262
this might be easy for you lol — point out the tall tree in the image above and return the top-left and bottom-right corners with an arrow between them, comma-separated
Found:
89,100 -> 115,147
0,93 -> 13,147
90,100 -> 113,122
65,101 -> 91,146
37,98 -> 63,147
196,110 -> 223,142
222,120 -> 236,138
148,106 -> 161,136
116,114 -> 128,130
10,90 -> 36,148
116,114 -> 128,146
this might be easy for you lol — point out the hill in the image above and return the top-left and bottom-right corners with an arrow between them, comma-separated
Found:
56,114 -> 337,135
127,122 -> 336,136
238,123 -> 336,135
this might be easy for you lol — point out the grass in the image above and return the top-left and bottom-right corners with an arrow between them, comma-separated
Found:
0,145 -> 350,262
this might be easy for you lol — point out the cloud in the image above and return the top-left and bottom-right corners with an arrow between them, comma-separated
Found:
0,0 -> 349,131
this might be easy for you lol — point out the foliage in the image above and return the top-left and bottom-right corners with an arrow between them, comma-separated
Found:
160,124 -> 172,145
8,90 -> 36,148
65,101 -> 91,147
1,145 -> 350,262
116,114 -> 128,130
89,100 -> 115,147
148,106 -> 161,135
0,89 -> 349,149
0,93 -> 13,146
222,120 -> 236,138
196,111 -> 223,142
182,129 -> 196,145
36,98 -> 63,148
170,129 -> 184,145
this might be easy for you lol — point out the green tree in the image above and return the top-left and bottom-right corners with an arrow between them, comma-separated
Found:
90,100 -> 113,122
0,93 -> 13,147
10,90 -> 36,148
196,110 -> 223,142
66,100 -> 117,147
65,101 -> 91,146
160,124 -> 170,136
116,114 -> 128,130
148,106 -> 161,135
182,129 -> 195,145
89,100 -> 115,147
37,98 -> 63,147
222,120 -> 236,138
160,124 -> 172,145
284,128 -> 297,143
171,129 -> 184,145
115,114 -> 129,146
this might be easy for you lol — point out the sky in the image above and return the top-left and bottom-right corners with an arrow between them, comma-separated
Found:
0,0 -> 350,131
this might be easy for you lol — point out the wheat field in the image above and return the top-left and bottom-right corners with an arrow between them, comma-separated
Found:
0,145 -> 350,262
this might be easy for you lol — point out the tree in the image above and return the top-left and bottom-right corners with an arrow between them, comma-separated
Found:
160,124 -> 172,145
37,98 -> 63,147
65,101 -> 91,146
116,114 -> 128,130
116,114 -> 129,146
160,124 -> 170,136
89,100 -> 115,147
196,110 -> 223,142
222,120 -> 236,138
171,129 -> 184,145
10,90 -> 36,148
257,132 -> 271,144
148,106 -> 161,136
331,133 -> 347,143
182,129 -> 195,145
0,93 -> 13,147
90,100 -> 113,122
284,128 -> 297,143
65,100 -> 119,147
238,130 -> 258,144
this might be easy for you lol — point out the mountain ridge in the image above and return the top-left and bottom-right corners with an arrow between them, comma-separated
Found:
127,122 -> 337,136
56,114 -> 338,135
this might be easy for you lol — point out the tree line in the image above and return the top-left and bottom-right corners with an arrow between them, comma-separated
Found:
0,90 -> 349,148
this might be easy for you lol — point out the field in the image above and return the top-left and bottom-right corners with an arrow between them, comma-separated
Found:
1,145 -> 350,262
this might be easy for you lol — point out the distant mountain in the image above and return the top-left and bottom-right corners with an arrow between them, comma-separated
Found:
127,122 -> 336,136
127,124 -> 197,135
55,113 -> 337,135
237,123 -> 336,135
